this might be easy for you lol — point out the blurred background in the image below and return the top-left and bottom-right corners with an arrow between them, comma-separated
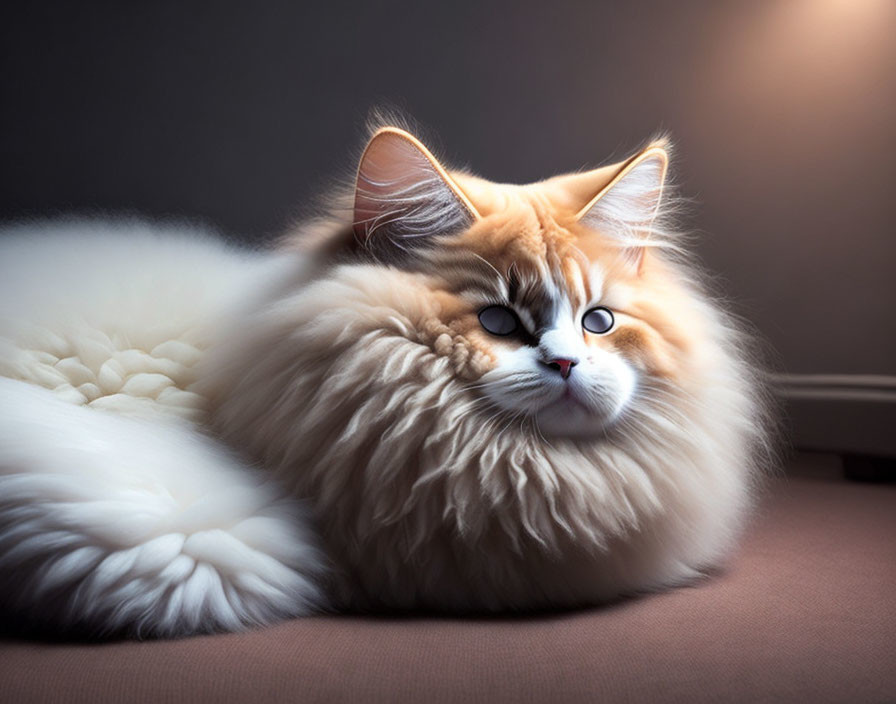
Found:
1,0 -> 894,459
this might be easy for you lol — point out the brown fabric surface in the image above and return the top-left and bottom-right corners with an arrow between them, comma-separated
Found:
1,472 -> 894,703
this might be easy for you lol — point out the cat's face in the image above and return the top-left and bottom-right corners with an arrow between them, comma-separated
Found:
350,127 -> 690,439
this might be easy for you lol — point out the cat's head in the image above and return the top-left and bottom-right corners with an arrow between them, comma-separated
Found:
334,124 -> 697,440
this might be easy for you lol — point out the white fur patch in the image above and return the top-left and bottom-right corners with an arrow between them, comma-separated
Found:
483,295 -> 637,438
0,378 -> 325,638
0,222 -> 325,637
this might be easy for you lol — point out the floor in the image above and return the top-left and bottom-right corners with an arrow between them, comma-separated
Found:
1,453 -> 894,703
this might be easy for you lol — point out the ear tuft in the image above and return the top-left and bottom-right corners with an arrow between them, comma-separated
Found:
353,127 -> 479,259
576,146 -> 668,232
575,143 -> 672,268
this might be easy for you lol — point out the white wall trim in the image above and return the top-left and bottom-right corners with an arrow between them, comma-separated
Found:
770,373 -> 896,457
769,373 -> 896,403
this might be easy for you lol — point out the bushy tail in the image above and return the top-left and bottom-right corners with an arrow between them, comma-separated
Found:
0,378 -> 326,638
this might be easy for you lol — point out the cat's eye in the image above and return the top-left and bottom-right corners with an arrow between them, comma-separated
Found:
582,307 -> 615,334
478,305 -> 519,336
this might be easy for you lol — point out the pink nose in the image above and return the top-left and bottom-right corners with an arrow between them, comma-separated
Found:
546,358 -> 577,379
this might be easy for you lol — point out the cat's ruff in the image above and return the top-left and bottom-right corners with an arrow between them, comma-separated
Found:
0,124 -> 769,637
206,263 -> 758,611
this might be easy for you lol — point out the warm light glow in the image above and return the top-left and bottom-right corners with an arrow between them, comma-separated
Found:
683,0 -> 895,161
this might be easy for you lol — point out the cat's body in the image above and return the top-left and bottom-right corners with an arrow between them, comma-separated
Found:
0,123 -> 770,637
206,249 -> 760,614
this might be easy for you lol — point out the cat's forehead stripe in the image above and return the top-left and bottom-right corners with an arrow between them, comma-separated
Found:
567,267 -> 585,311
587,263 -> 605,303
431,250 -> 508,298
506,265 -> 564,331
556,257 -> 590,311
435,248 -> 599,315
432,248 -> 612,334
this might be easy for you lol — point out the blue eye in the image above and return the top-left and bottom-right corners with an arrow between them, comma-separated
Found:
582,307 -> 614,334
478,305 -> 519,336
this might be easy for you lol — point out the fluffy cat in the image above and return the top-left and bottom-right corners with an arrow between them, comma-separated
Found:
0,121 -> 770,637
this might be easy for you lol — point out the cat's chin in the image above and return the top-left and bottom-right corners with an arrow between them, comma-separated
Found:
533,396 -> 622,440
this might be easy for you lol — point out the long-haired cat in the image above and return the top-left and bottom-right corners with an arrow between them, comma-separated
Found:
0,119 -> 770,637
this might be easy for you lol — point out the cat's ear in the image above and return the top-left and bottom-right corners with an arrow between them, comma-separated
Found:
569,142 -> 670,269
352,127 -> 481,257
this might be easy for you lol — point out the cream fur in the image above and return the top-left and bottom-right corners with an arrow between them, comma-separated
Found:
204,263 -> 765,611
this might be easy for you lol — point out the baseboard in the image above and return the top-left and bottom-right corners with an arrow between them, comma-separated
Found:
771,373 -> 896,458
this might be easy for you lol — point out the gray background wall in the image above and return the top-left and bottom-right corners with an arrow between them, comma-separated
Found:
2,1 -> 894,451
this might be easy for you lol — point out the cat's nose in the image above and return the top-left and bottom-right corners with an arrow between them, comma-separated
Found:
545,357 -> 578,379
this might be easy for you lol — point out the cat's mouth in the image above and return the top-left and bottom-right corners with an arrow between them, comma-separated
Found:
478,366 -> 634,438
559,386 -> 591,412
531,380 -> 632,438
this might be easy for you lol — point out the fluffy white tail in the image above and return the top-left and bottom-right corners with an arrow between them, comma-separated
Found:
0,378 -> 326,638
